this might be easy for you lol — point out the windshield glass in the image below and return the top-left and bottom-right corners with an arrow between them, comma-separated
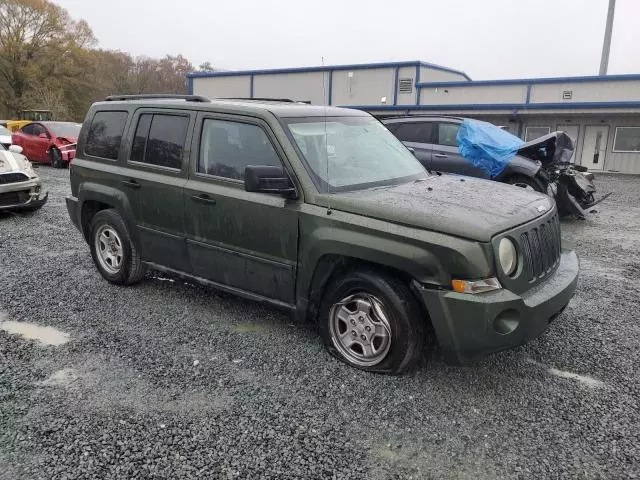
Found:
47,122 -> 81,139
285,116 -> 426,192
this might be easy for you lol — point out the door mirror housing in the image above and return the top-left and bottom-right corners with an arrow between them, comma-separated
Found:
244,165 -> 296,198
8,145 -> 23,154
38,132 -> 49,139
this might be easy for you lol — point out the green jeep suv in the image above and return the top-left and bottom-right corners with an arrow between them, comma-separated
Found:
66,95 -> 578,374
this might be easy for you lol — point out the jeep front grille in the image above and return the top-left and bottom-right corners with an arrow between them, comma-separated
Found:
0,172 -> 29,184
519,213 -> 561,282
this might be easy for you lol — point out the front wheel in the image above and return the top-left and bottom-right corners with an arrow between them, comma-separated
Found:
318,269 -> 426,374
49,148 -> 65,169
505,175 -> 545,193
89,209 -> 145,285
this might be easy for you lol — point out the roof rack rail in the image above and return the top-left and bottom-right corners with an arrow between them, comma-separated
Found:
221,97 -> 297,103
104,94 -> 211,102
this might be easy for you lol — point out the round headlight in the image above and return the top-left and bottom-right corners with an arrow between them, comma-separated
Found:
498,238 -> 517,276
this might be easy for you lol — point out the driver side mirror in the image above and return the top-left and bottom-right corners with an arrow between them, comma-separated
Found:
8,145 -> 23,154
244,165 -> 297,198
38,132 -> 49,139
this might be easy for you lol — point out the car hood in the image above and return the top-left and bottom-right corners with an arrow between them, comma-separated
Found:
0,134 -> 11,144
0,150 -> 37,177
321,174 -> 554,242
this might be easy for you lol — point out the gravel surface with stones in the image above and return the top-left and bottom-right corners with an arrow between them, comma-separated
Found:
1,168 -> 639,479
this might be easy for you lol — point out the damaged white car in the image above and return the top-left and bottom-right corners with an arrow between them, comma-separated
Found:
0,144 -> 47,212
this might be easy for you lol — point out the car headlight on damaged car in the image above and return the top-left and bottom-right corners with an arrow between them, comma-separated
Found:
498,238 -> 517,275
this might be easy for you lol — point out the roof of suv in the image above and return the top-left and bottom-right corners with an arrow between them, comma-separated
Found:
96,96 -> 368,118
382,115 -> 465,123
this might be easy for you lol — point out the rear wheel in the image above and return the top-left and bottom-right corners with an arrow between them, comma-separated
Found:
89,209 -> 145,285
506,175 -> 545,193
318,268 -> 426,374
49,147 -> 65,169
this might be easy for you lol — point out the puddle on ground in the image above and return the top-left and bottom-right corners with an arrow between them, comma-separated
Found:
0,316 -> 70,346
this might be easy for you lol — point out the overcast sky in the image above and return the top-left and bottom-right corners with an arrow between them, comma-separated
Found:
54,0 -> 639,80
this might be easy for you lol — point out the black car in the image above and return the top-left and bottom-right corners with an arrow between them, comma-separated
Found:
383,115 -> 548,191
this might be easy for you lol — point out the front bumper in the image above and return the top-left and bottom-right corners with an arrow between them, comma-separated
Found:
415,249 -> 579,365
0,178 -> 48,212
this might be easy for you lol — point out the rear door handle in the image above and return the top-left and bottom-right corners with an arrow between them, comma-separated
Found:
121,179 -> 141,189
191,193 -> 217,205
433,153 -> 448,159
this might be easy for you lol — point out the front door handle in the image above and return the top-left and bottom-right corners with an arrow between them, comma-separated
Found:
433,153 -> 448,159
121,179 -> 141,189
191,193 -> 217,205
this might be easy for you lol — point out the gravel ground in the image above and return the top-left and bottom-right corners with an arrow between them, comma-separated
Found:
1,168 -> 639,479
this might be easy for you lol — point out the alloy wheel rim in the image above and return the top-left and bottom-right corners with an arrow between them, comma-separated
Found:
329,293 -> 392,367
94,225 -> 124,274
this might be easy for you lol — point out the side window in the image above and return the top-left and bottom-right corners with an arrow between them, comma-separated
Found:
129,114 -> 189,170
393,122 -> 433,143
85,111 -> 128,160
32,124 -> 47,137
22,124 -> 37,136
437,123 -> 460,147
198,119 -> 281,180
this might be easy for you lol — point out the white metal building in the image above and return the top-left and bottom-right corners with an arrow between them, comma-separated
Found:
189,61 -> 640,174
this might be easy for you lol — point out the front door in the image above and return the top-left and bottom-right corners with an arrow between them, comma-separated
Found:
580,125 -> 608,170
389,122 -> 434,169
183,113 -> 298,304
121,109 -> 194,272
556,124 -> 579,162
431,122 -> 490,179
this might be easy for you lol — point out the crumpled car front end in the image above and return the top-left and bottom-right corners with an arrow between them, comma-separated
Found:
0,149 -> 48,212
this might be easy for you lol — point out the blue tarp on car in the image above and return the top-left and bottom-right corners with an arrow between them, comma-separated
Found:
456,119 -> 525,178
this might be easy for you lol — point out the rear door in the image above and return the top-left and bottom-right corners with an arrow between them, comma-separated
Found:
183,112 -> 299,304
121,109 -> 194,272
388,121 -> 434,169
431,121 -> 490,179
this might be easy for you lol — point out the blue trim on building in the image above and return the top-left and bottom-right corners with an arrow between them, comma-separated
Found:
249,75 -> 254,98
327,71 -> 333,106
392,67 -> 399,105
342,101 -> 640,112
525,84 -> 532,104
187,77 -> 193,95
416,72 -> 640,88
415,65 -> 421,105
187,60 -> 470,81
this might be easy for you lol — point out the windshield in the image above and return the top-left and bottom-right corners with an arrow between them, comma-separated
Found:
285,116 -> 426,192
47,122 -> 81,139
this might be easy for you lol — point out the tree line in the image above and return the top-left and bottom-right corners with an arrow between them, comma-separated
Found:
0,0 -> 210,121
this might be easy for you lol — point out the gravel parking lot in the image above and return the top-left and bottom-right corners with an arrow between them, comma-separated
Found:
1,168 -> 639,479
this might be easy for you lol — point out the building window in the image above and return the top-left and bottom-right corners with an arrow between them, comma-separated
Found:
613,127 -> 640,153
524,126 -> 551,142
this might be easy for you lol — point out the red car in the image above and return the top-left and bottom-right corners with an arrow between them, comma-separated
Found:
11,121 -> 81,168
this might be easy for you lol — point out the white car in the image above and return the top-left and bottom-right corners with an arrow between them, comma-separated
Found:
0,143 -> 48,212
0,124 -> 11,149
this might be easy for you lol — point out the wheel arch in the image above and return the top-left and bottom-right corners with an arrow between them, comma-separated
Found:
78,183 -> 139,247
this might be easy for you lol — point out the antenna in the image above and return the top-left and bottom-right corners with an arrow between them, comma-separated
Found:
321,56 -> 331,211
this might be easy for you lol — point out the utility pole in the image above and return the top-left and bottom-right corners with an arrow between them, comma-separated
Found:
599,0 -> 616,75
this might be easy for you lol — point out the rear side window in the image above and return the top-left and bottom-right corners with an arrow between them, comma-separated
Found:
198,119 -> 281,180
393,122 -> 434,143
129,114 -> 189,170
85,111 -> 128,160
437,123 -> 460,147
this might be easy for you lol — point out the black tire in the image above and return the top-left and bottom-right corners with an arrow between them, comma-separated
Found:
318,268 -> 426,374
49,147 -> 65,169
505,175 -> 545,193
88,209 -> 145,285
